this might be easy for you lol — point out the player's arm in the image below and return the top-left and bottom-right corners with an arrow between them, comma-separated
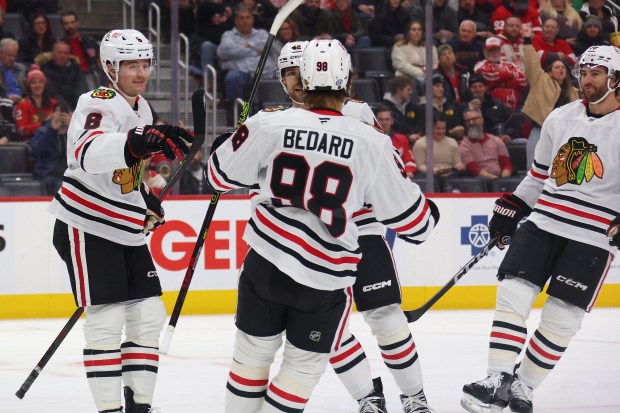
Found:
367,141 -> 439,244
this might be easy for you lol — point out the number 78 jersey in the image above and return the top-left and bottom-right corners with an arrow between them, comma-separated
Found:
207,107 -> 436,291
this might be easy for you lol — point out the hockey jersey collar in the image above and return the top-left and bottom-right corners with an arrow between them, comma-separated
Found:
309,108 -> 343,116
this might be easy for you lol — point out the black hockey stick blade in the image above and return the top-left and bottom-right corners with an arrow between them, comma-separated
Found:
160,0 -> 304,355
15,307 -> 85,399
404,238 -> 498,323
158,89 -> 207,200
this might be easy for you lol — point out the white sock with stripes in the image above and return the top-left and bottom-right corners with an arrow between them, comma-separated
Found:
378,330 -> 423,396
83,345 -> 122,412
330,334 -> 373,400
120,341 -> 159,405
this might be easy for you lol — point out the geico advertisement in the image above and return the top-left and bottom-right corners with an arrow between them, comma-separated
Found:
0,197 -> 618,295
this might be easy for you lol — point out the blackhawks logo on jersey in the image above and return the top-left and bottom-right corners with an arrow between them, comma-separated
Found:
550,137 -> 604,187
263,105 -> 288,112
91,88 -> 116,100
112,161 -> 144,194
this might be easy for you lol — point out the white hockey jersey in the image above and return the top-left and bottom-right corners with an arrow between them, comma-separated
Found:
49,87 -> 153,246
515,100 -> 620,253
207,107 -> 436,291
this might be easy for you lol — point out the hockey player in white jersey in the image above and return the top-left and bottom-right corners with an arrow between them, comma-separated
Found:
274,41 -> 435,413
206,39 -> 439,413
48,29 -> 192,413
461,45 -> 620,413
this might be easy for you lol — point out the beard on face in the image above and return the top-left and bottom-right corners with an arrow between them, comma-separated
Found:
467,124 -> 483,138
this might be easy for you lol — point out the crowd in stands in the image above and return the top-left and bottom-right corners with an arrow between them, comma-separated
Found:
2,0 -> 620,196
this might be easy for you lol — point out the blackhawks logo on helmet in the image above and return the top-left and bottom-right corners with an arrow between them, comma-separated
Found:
91,88 -> 116,100
550,137 -> 604,186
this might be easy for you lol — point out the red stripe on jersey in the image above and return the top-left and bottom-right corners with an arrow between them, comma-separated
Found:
83,358 -> 121,367
382,342 -> 416,360
393,201 -> 429,232
255,209 -> 360,265
72,227 -> 87,306
352,209 -> 372,218
61,187 -> 144,227
121,353 -> 159,361
74,131 -> 103,160
229,372 -> 268,387
529,168 -> 547,180
329,341 -> 362,364
309,108 -> 342,116
537,198 -> 611,225
530,339 -> 561,361
208,163 -> 234,191
491,331 -> 526,344
334,287 -> 353,350
588,253 -> 612,312
269,383 -> 308,403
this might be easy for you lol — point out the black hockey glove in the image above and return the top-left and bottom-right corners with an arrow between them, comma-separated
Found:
140,184 -> 165,234
125,125 -> 193,166
489,193 -> 532,249
209,131 -> 234,155
607,215 -> 620,248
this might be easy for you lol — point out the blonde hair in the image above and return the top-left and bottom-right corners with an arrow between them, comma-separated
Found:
539,0 -> 583,31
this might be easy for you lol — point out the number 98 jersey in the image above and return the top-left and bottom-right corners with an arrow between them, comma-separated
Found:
206,107 -> 437,291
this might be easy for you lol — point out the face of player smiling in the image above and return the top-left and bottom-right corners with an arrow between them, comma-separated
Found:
579,65 -> 611,103
113,59 -> 151,97
282,66 -> 306,105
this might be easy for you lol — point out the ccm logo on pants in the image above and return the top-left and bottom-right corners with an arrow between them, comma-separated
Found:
555,275 -> 588,291
362,280 -> 391,292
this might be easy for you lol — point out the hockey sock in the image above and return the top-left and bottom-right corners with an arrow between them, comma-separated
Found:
377,328 -> 423,396
83,345 -> 122,412
120,341 -> 159,405
329,334 -> 373,400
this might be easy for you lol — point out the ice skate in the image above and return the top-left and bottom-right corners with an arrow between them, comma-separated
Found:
124,387 -> 160,413
358,377 -> 387,413
509,377 -> 533,413
400,389 -> 435,413
461,372 -> 513,413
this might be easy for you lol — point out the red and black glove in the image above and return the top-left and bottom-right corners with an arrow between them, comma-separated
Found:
140,184 -> 165,234
489,193 -> 532,248
125,124 -> 193,166
607,216 -> 620,248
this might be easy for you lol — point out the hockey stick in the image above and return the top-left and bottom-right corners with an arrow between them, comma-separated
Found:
403,238 -> 498,323
15,91 -> 207,399
159,0 -> 305,355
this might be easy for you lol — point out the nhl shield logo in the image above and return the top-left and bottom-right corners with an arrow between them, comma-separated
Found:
309,331 -> 321,342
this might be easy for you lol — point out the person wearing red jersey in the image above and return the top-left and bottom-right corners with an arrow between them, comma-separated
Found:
491,0 -> 542,36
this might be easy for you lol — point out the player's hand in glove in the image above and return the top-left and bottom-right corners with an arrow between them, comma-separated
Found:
125,124 -> 193,166
607,216 -> 620,247
489,193 -> 532,249
140,184 -> 165,234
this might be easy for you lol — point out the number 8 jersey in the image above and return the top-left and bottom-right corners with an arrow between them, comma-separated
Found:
207,107 -> 437,291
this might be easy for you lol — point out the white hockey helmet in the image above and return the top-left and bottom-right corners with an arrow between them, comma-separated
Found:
299,39 -> 351,91
277,41 -> 308,74
100,29 -> 154,83
571,45 -> 620,104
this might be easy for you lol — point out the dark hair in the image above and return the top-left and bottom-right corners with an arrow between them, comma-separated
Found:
374,105 -> 393,116
29,12 -> 55,48
60,10 -> 79,21
404,20 -> 425,46
389,75 -> 414,94
433,112 -> 447,125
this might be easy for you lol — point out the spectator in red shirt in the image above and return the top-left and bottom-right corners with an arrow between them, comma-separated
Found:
15,64 -> 56,140
532,16 -> 577,66
460,107 -> 512,179
375,105 -> 416,177
491,0 -> 542,35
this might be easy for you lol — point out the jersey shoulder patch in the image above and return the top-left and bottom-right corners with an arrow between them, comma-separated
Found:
90,88 -> 116,100
262,105 -> 289,112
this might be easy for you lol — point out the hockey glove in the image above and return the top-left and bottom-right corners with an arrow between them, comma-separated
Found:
140,184 -> 165,234
209,131 -> 234,155
125,125 -> 193,166
489,193 -> 532,249
607,215 -> 620,248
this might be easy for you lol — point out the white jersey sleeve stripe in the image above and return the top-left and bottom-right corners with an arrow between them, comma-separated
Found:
207,162 -> 235,191
393,201 -> 430,232
75,131 -> 103,161
60,186 -> 145,227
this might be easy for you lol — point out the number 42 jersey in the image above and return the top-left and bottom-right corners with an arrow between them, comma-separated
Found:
207,107 -> 437,291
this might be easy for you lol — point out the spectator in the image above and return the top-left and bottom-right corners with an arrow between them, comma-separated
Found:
38,40 -> 88,109
291,0 -> 333,41
402,0 -> 425,22
381,75 -> 418,137
241,0 -> 278,30
412,113 -> 465,176
498,16 -> 525,72
0,38 -> 26,103
579,0 -> 618,41
352,0 -> 381,29
368,0 -> 411,47
189,2 -> 232,77
328,0 -> 371,51
435,43 -> 471,103
459,107 -> 512,179
448,19 -> 485,72
539,0 -> 583,45
15,65 -> 56,140
521,26 -> 578,168
466,74 -> 515,141
457,0 -> 492,38
217,5 -> 273,122
375,105 -> 416,177
60,10 -> 104,90
270,18 -> 300,66
429,0 -> 459,45
28,102 -> 70,195
18,12 -> 55,64
491,0 -> 542,35
573,14 -> 609,56
532,16 -> 577,66
474,36 -> 527,111
391,20 -> 438,95
0,90 -> 16,144
0,8 -> 14,40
